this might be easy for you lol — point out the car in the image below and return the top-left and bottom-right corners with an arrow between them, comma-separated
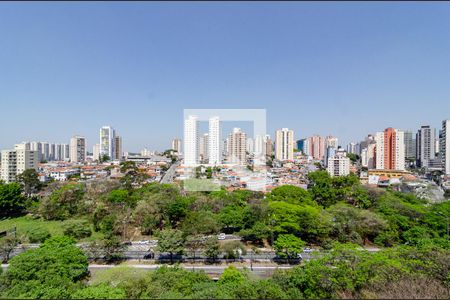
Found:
303,247 -> 313,253
134,240 -> 149,245
217,233 -> 226,240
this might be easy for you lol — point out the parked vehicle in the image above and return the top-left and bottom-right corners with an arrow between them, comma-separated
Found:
218,233 -> 226,240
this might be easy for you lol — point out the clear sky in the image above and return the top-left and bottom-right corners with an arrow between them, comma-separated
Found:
1,2 -> 449,152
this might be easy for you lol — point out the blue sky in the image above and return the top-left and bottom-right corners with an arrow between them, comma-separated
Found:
1,2 -> 449,152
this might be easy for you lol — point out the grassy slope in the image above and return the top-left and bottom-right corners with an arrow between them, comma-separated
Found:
0,216 -> 103,242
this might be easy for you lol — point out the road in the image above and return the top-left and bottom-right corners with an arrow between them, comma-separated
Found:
1,263 -> 294,279
160,161 -> 180,184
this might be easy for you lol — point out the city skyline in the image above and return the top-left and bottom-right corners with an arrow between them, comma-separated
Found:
1,3 -> 449,151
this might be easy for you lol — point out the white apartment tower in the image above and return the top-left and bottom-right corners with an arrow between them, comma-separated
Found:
227,128 -> 247,165
375,127 -> 405,171
275,128 -> 294,161
93,144 -> 101,161
208,116 -> 221,165
184,115 -> 199,166
416,125 -> 436,168
171,138 -> 182,154
327,152 -> 350,177
0,143 -> 38,183
100,126 -> 116,160
441,119 -> 450,175
69,135 -> 86,163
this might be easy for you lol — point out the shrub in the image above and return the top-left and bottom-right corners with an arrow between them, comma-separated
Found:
63,220 -> 92,239
27,227 -> 51,243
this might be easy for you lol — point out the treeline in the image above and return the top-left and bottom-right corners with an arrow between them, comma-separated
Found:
0,236 -> 449,299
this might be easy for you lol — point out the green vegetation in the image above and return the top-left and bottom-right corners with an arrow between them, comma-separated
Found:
0,169 -> 449,298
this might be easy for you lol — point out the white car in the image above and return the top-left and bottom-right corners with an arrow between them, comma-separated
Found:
303,247 -> 313,253
217,233 -> 226,240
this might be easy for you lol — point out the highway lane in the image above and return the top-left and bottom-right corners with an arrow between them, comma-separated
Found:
1,263 -> 294,278
160,161 -> 180,184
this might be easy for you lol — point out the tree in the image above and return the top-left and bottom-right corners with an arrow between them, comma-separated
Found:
156,229 -> 185,264
307,170 -> 336,207
186,235 -> 203,263
218,205 -> 245,232
71,283 -> 126,299
100,233 -> 125,262
0,236 -> 88,299
0,235 -> 20,263
269,201 -> 331,243
328,203 -> 387,245
107,189 -> 129,204
38,183 -> 85,220
204,236 -> 221,263
0,182 -> 27,218
181,211 -> 220,236
267,185 -> 315,206
274,234 -> 305,260
16,169 -> 42,197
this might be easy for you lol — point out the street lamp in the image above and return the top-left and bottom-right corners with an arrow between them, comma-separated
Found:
435,212 -> 449,241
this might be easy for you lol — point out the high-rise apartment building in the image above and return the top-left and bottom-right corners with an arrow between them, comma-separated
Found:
100,126 -> 115,160
69,135 -> 86,163
264,135 -> 273,157
0,143 -> 38,183
416,125 -> 436,168
208,116 -> 221,165
227,128 -> 247,165
325,136 -> 339,148
327,152 -> 350,177
404,130 -> 416,161
41,142 -> 49,161
347,142 -> 357,154
361,142 -> 376,169
246,137 -> 254,154
441,119 -> 450,175
62,144 -> 70,161
183,115 -> 199,166
275,128 -> 294,161
171,138 -> 182,154
30,141 -> 43,162
306,135 -> 326,160
296,139 -> 306,153
93,144 -> 101,161
114,135 -> 122,161
254,135 -> 264,156
375,127 -> 405,171
199,134 -> 209,163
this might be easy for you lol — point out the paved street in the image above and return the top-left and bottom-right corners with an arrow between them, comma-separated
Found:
160,161 -> 180,184
1,263 -> 294,279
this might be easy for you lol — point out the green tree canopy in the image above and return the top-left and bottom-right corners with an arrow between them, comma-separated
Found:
274,234 -> 306,259
16,169 -> 42,197
267,185 -> 315,206
156,229 -> 185,263
0,182 -> 26,218
0,236 -> 88,299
